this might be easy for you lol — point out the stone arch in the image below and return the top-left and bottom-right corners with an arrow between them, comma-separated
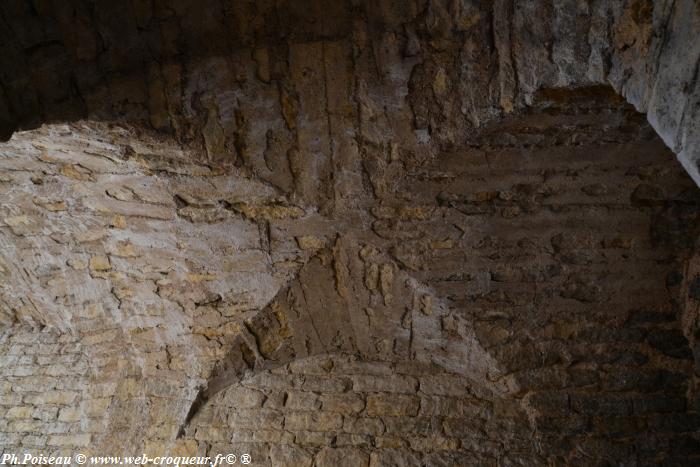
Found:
0,1 -> 698,184
181,237 -> 507,432
1,0 -> 700,464
0,120 -> 316,451
171,84 -> 700,464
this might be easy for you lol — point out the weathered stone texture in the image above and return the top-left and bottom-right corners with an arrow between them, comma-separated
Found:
1,1 -> 700,465
0,1 -> 699,185
186,354 -> 538,465
1,87 -> 699,464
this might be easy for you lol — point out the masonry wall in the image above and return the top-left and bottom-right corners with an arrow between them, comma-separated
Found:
187,354 -> 536,466
1,0 -> 699,185
0,327 -> 91,451
179,89 -> 700,466
2,86 -> 699,465
1,1 -> 700,465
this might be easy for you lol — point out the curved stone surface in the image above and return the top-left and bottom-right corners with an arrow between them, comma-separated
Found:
1,1 -> 700,465
0,1 -> 698,186
2,87 -> 700,463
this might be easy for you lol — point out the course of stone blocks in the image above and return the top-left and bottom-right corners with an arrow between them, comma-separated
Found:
1,1 -> 700,465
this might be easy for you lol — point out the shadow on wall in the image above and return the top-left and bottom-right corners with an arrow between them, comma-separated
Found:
179,86 -> 700,465
2,82 -> 700,464
182,237 -> 507,433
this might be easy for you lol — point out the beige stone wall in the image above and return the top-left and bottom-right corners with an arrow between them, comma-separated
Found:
0,121 -> 312,454
1,1 -> 700,463
0,327 -> 91,451
185,354 -> 537,466
1,87 -> 699,465
1,1 -> 698,189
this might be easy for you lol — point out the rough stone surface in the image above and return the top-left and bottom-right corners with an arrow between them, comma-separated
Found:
189,354 -> 535,465
0,1 -> 698,188
1,1 -> 700,466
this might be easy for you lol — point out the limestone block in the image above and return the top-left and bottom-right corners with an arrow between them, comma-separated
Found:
293,431 -> 335,447
47,434 -> 91,447
366,394 -> 420,417
418,375 -> 470,397
352,375 -> 417,394
340,433 -> 373,449
284,411 -> 343,432
342,417 -> 385,436
228,409 -> 283,430
369,449 -> 421,467
219,387 -> 265,408
89,255 -> 111,272
269,445 -> 313,467
5,406 -> 33,419
57,408 -> 81,422
314,447 -> 369,467
285,391 -> 321,411
320,393 -> 365,414
408,435 -> 460,452
23,391 -> 78,406
301,376 -> 351,393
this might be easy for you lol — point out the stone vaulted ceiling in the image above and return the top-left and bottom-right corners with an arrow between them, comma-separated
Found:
1,1 -> 700,466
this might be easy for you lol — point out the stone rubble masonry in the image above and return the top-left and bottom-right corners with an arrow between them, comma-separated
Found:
0,1 -> 698,191
1,88 -> 699,463
0,0 -> 699,465
190,354 -> 535,466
